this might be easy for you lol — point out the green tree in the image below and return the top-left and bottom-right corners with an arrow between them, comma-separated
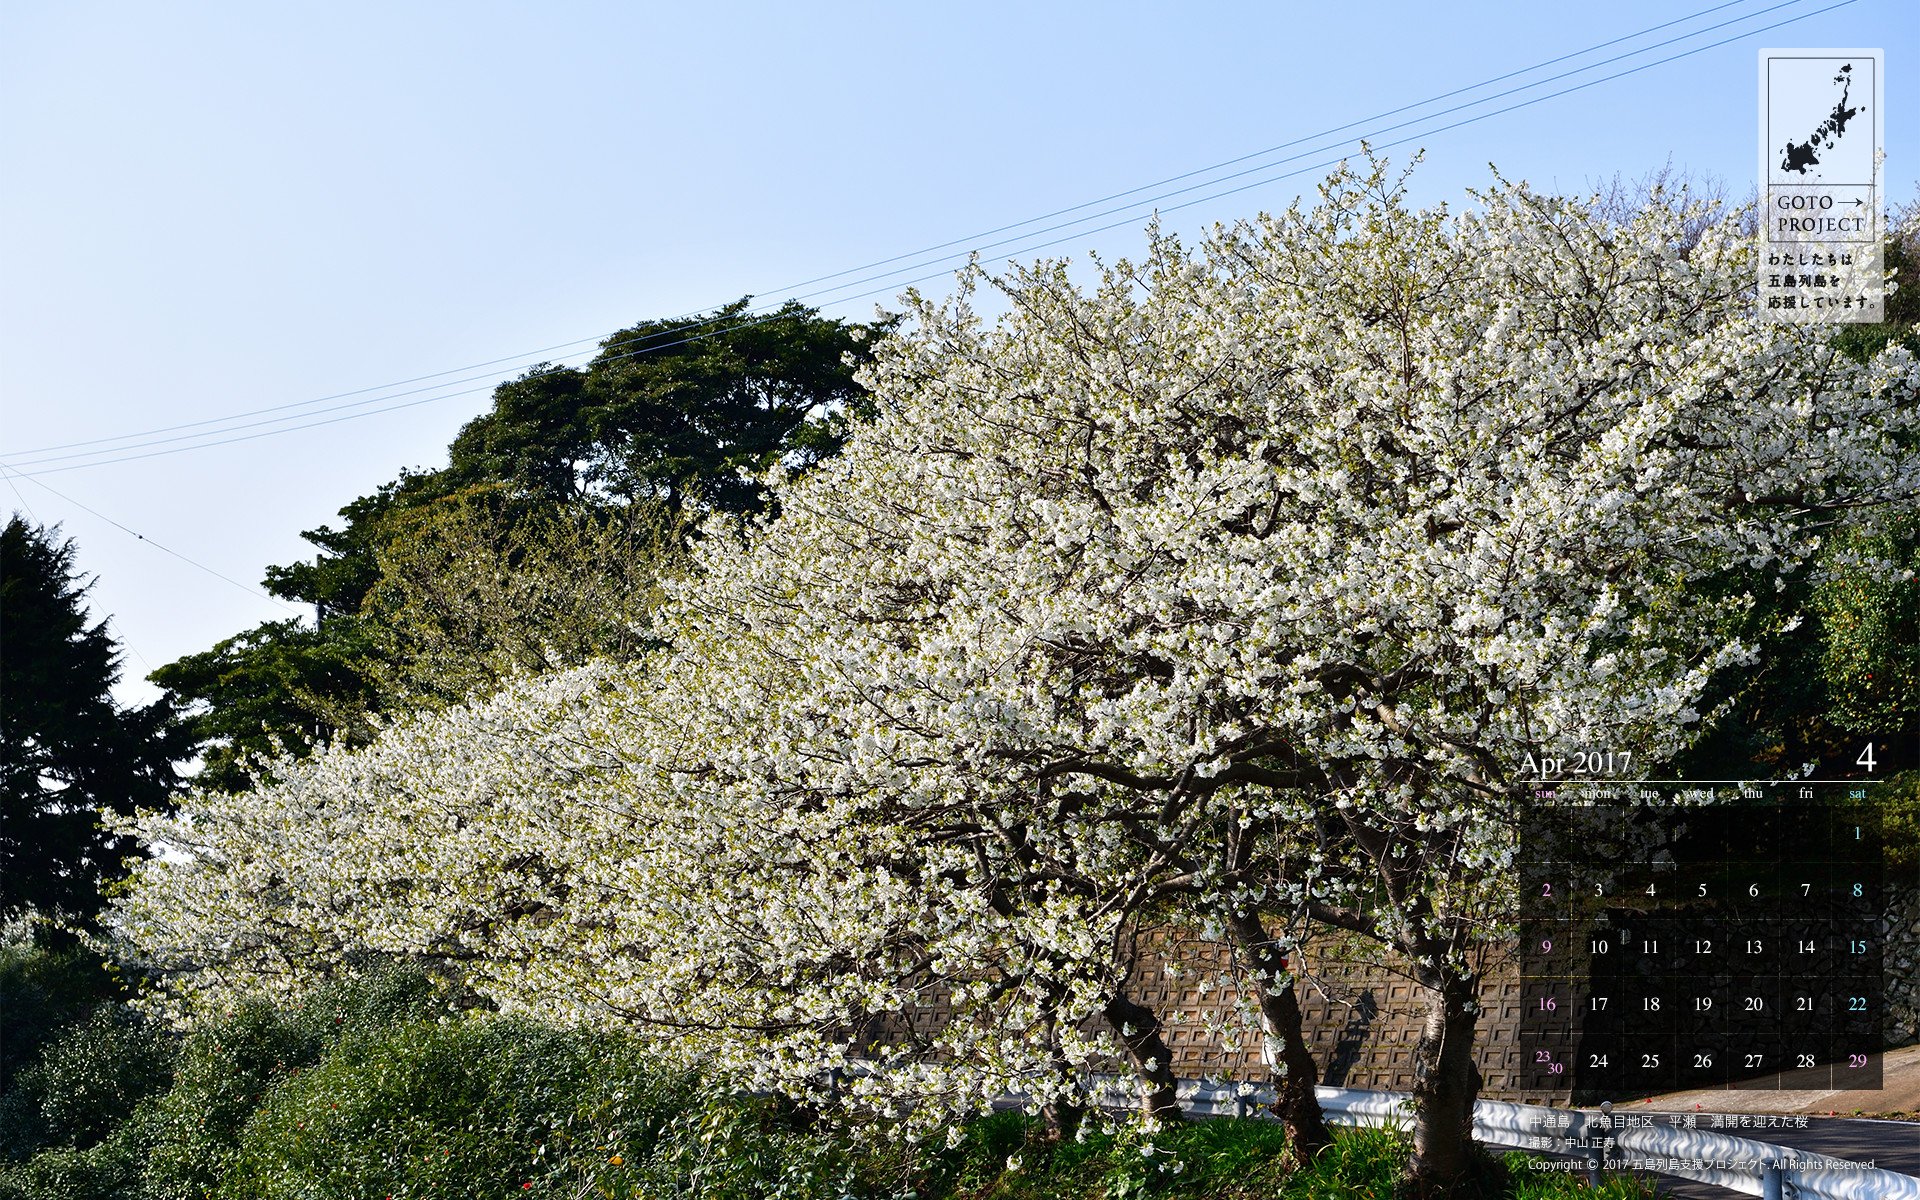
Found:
447,298 -> 880,510
358,486 -> 681,708
0,518 -> 187,925
146,618 -> 380,795
154,474 -> 442,792
1833,186 -> 1920,364
259,472 -> 450,623
153,301 -> 876,786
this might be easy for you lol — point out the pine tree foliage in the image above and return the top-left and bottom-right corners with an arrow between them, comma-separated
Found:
1,517 -> 187,924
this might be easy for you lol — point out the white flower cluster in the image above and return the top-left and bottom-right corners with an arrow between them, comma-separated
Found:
104,162 -> 1920,1131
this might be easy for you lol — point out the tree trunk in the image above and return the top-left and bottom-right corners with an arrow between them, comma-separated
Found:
1400,965 -> 1484,1198
1040,1098 -> 1085,1142
1102,989 -> 1183,1118
1222,910 -> 1330,1163
1040,1041 -> 1086,1142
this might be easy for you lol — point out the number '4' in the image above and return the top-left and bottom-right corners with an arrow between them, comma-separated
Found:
1858,742 -> 1878,773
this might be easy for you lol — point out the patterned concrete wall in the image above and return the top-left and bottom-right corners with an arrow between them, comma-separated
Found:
1120,931 -> 1557,1103
858,885 -> 1918,1107
1883,886 -> 1920,1047
1129,884 -> 1920,1105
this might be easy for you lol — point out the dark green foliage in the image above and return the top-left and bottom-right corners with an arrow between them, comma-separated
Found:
149,474 -> 453,790
1722,209 -> 1920,786
0,939 -> 124,1100
0,1131 -> 149,1200
919,1108 -> 1301,1200
219,1018 -> 691,1200
446,299 -> 880,511
0,954 -> 1659,1200
1832,218 -> 1920,364
1664,575 -> 1843,781
0,977 -> 173,1178
0,941 -> 134,1177
445,366 -> 597,504
146,618 -> 382,793
19,1010 -> 172,1152
140,964 -> 454,1200
1,518 -> 189,924
151,301 -> 877,787
0,958 -> 455,1197
1867,769 -> 1920,872
156,476 -> 443,793
1813,517 -> 1920,737
641,1095 -> 912,1200
915,1114 -> 1650,1200
1669,509 -> 1920,786
260,474 -> 452,622
147,986 -> 887,1200
137,1002 -> 324,1200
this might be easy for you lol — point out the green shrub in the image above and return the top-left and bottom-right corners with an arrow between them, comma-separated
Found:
639,1095 -> 911,1200
0,1007 -> 172,1165
918,1109 -> 1297,1200
0,1111 -> 156,1200
0,938 -> 124,1099
914,1114 -> 1658,1200
142,963 -> 457,1200
1,958 -> 462,1199
0,934 -> 135,1166
0,949 -> 1670,1200
216,1016 -> 692,1200
139,1000 -> 329,1200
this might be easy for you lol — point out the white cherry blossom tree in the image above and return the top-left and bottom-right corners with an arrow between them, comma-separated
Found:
107,158 -> 1920,1192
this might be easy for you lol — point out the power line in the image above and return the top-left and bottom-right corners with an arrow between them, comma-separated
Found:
4,467 -> 300,614
993,0 -> 1864,250
2,337 -> 608,460
6,311 -> 843,475
758,0 -> 1827,310
0,463 -> 163,682
1,463 -> 40,523
0,0 -> 1801,474
4,362 -> 560,470
686,0 -> 1774,303
0,0 -> 1848,478
8,382 -> 506,475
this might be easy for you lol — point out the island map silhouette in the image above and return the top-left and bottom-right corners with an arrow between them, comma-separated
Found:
1780,62 -> 1862,177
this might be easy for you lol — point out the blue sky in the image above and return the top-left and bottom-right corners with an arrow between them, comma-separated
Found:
2,0 -> 1914,704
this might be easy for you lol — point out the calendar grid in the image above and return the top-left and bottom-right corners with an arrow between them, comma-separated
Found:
1517,782 -> 1885,1100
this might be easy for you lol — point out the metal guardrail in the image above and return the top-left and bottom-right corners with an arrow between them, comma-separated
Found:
925,1065 -> 1917,1197
1305,1085 -> 1920,1200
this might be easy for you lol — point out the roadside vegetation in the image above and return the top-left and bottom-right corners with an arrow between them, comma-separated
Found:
4,172 -> 1916,1199
0,952 -> 1655,1200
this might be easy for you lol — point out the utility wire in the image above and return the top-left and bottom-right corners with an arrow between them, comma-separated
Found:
681,0 -> 1772,303
4,467 -> 300,613
0,0 -> 1797,470
1,463 -> 40,523
754,0 -> 1825,311
0,464 -> 163,680
977,0 -> 1863,254
0,0 -> 1847,478
5,362 -> 571,470
9,383 -> 508,475
4,337 -> 610,460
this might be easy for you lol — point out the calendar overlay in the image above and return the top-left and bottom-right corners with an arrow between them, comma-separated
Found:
1517,781 -> 1885,1100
